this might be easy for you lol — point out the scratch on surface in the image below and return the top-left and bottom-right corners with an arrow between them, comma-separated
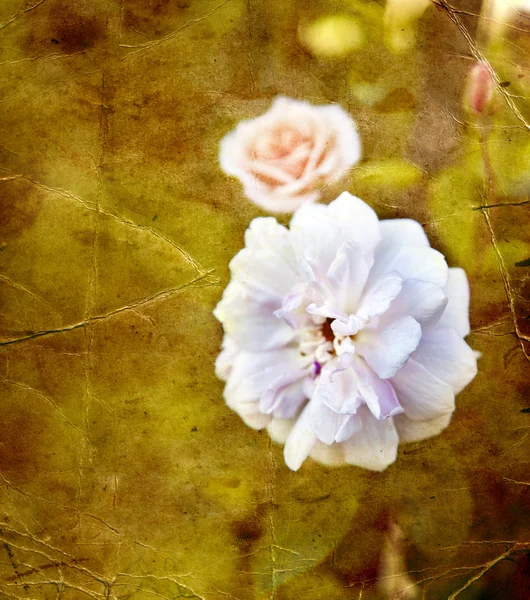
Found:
115,573 -> 205,600
119,0 -> 234,59
0,0 -> 48,32
432,0 -> 530,131
0,377 -> 84,434
0,270 -> 217,347
503,477 -> 530,486
481,208 -> 530,362
0,172 -> 209,276
0,274 -> 61,318
446,550 -> 511,599
0,474 -> 120,536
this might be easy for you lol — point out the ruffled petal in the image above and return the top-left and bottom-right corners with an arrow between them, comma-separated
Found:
224,348 -> 308,405
215,337 -> 239,382
357,271 -> 403,322
356,316 -> 422,379
341,406 -> 399,471
354,360 -> 404,420
313,361 -> 363,415
267,417 -> 295,444
390,358 -> 455,420
309,441 -> 346,466
384,279 -> 448,329
394,412 -> 453,443
369,246 -> 448,291
378,218 -> 430,249
284,404 -> 318,471
438,267 -> 471,337
229,218 -> 300,300
290,192 -> 381,275
411,326 -> 478,394
214,283 -> 293,352
307,396 -> 361,445
326,242 -> 373,313
259,368 -> 310,418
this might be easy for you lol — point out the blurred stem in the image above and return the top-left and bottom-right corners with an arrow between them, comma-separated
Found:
479,122 -> 495,203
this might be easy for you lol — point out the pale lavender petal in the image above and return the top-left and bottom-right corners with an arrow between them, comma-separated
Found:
438,267 -> 471,337
385,279 -> 448,329
411,326 -> 477,394
391,358 -> 455,420
326,241 -> 373,312
341,406 -> 399,471
356,316 -> 422,379
354,360 -> 404,420
314,362 -> 363,415
394,412 -> 453,443
357,271 -> 403,321
284,404 -> 318,471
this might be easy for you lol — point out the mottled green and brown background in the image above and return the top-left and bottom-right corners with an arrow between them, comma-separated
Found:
0,0 -> 529,598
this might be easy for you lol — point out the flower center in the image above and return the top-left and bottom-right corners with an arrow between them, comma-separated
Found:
321,318 -> 335,344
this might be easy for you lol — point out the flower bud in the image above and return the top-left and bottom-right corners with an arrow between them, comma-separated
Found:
464,61 -> 495,115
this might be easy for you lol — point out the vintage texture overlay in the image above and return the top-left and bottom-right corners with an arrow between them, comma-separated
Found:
0,0 -> 529,598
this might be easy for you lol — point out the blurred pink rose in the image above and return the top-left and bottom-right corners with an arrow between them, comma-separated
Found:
464,61 -> 495,115
219,97 -> 361,213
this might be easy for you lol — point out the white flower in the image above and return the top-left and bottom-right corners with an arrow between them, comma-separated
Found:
214,193 -> 478,471
219,97 -> 361,213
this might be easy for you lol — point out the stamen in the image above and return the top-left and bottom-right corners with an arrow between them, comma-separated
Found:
312,361 -> 322,379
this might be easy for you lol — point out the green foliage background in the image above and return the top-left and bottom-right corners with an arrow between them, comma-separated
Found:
0,0 -> 529,598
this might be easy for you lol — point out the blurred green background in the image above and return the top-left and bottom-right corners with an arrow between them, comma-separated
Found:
0,0 -> 529,597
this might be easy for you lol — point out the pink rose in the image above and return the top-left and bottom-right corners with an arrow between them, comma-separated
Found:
219,97 -> 361,213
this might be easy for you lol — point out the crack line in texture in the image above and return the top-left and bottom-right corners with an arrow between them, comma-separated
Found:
0,271 -> 217,347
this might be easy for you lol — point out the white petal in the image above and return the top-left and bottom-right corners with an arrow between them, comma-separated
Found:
224,396 -> 271,431
284,404 -> 318,471
306,396 -> 357,445
341,406 -> 399,471
327,242 -> 373,313
357,271 -> 403,322
412,327 -> 478,394
215,337 -> 239,381
394,412 -> 453,443
259,368 -> 309,418
267,417 -> 295,444
355,360 -> 404,420
370,245 -> 449,290
310,441 -> 345,466
314,361 -> 363,415
230,219 -> 300,300
335,413 -> 363,443
327,192 -> 382,255
385,279 -> 448,329
224,348 -> 307,405
290,192 -> 381,275
331,315 -> 362,336
357,316 -> 422,379
379,218 -> 430,249
238,408 -> 272,430
390,358 -> 455,420
214,283 -> 293,352
438,267 -> 471,337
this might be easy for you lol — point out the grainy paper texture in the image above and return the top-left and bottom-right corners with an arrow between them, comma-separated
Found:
0,0 -> 529,598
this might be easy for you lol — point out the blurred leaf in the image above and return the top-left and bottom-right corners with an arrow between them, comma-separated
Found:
299,15 -> 364,60
352,159 -> 423,189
